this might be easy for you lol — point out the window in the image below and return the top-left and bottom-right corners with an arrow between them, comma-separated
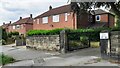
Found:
96,15 -> 100,21
65,13 -> 68,21
13,26 -> 15,29
42,17 -> 48,24
53,15 -> 59,22
16,25 -> 20,29
37,19 -> 39,24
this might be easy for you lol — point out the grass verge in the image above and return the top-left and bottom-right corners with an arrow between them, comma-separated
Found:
0,54 -> 15,65
90,42 -> 100,48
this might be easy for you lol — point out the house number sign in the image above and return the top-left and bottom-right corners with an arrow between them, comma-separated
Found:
100,33 -> 109,39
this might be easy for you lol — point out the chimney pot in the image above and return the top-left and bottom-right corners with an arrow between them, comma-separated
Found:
10,21 -> 11,24
49,5 -> 52,10
30,14 -> 32,18
20,17 -> 22,20
3,22 -> 5,25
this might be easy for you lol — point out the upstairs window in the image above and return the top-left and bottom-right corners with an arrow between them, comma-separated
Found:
13,26 -> 15,29
96,15 -> 100,21
65,13 -> 68,21
37,19 -> 39,24
53,15 -> 59,22
16,25 -> 20,29
42,17 -> 48,24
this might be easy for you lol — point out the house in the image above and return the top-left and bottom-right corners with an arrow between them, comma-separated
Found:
1,21 -> 11,32
33,4 -> 115,30
89,9 -> 115,28
9,14 -> 33,35
33,4 -> 89,30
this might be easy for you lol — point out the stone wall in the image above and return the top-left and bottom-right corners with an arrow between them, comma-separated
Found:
110,31 -> 120,55
26,35 -> 60,51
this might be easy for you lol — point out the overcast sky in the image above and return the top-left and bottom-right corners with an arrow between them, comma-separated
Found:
0,0 -> 68,25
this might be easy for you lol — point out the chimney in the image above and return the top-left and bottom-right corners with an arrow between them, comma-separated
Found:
20,17 -> 22,20
10,21 -> 11,24
3,22 -> 5,25
49,5 -> 52,10
30,14 -> 32,18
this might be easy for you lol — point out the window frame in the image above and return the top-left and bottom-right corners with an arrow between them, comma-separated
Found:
52,15 -> 59,22
96,15 -> 101,21
42,17 -> 48,24
65,13 -> 68,22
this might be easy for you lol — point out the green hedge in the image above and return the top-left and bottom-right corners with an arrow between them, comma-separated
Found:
8,32 -> 19,37
27,27 -> 120,41
27,28 -> 63,36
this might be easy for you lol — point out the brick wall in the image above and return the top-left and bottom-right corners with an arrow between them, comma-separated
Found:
33,12 -> 76,30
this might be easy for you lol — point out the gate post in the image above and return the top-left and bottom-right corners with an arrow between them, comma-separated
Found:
100,30 -> 110,59
60,30 -> 68,54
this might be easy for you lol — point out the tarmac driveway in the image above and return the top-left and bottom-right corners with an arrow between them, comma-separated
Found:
0,45 -> 119,67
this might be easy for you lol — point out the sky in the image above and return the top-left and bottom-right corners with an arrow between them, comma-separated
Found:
0,0 -> 68,25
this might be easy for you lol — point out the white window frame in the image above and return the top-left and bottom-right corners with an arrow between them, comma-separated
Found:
37,19 -> 39,24
65,13 -> 68,22
16,25 -> 20,29
42,17 -> 48,24
13,26 -> 15,29
52,15 -> 59,22
96,15 -> 101,21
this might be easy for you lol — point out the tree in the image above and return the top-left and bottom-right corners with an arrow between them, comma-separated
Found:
70,0 -> 120,18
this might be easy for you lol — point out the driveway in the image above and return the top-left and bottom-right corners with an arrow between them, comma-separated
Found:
0,45 -> 119,67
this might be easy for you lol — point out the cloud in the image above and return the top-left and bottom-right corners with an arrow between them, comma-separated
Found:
0,0 -> 67,25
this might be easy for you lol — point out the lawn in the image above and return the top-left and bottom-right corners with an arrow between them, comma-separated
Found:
0,54 -> 15,65
90,42 -> 100,48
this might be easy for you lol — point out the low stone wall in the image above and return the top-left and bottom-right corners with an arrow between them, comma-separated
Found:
26,35 -> 60,51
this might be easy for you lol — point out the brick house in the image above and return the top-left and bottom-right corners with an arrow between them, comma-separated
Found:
1,22 -> 11,32
33,4 -> 115,30
89,9 -> 115,28
9,14 -> 33,35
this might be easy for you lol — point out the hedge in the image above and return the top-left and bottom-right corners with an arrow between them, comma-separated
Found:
27,27 -> 120,41
27,28 -> 63,36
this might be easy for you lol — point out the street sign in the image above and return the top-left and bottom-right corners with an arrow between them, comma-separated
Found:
100,33 -> 109,39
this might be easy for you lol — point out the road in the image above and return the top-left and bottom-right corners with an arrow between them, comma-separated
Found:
0,45 -> 119,67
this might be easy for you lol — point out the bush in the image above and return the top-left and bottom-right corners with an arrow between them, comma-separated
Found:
116,19 -> 120,28
8,32 -> 19,37
27,28 -> 63,36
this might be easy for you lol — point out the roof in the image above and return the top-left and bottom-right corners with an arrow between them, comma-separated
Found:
2,23 -> 11,29
93,9 -> 109,15
34,4 -> 72,19
12,17 -> 33,25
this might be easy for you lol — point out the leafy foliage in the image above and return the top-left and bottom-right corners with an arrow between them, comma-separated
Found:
71,1 -> 120,18
0,54 -> 15,65
27,28 -> 63,36
116,19 -> 120,28
8,32 -> 19,37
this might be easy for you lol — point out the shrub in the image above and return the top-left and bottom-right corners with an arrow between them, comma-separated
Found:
27,28 -> 63,36
116,19 -> 120,28
8,32 -> 19,37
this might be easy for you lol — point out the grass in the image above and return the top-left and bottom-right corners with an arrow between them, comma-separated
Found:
0,54 -> 15,65
90,42 -> 100,48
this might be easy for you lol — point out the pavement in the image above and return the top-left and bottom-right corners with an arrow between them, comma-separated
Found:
0,44 -> 119,67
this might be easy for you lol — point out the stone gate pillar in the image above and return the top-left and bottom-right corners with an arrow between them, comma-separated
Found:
60,30 -> 68,54
100,30 -> 110,59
